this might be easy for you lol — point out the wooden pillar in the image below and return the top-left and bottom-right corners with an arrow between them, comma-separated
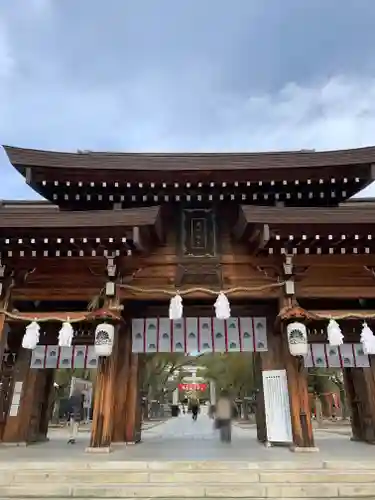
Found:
281,327 -> 316,450
344,356 -> 375,444
112,323 -> 131,442
0,277 -> 11,364
124,353 -> 144,444
277,259 -> 316,451
89,327 -> 119,451
0,277 -> 11,440
256,318 -> 315,451
1,348 -> 52,444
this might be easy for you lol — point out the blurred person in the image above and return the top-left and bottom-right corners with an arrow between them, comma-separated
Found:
215,390 -> 232,442
66,389 -> 83,444
190,398 -> 199,421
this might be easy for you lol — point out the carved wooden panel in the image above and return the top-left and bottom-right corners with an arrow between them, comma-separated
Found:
175,262 -> 222,287
180,208 -> 216,258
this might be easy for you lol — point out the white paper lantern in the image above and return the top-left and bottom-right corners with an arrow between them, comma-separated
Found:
287,321 -> 308,356
94,323 -> 114,356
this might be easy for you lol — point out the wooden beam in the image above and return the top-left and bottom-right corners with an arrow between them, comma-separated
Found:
308,309 -> 375,321
0,283 -> 11,362
25,167 -> 32,185
250,224 -> 270,254
132,227 -> 144,252
5,311 -> 90,323
232,207 -> 248,240
154,208 -> 164,242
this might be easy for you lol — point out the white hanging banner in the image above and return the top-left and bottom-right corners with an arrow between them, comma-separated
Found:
86,346 -> 98,369
212,318 -> 227,352
238,317 -> 255,352
145,318 -> 159,353
131,317 -> 268,353
254,317 -> 268,351
304,343 -> 370,368
30,346 -> 46,369
158,318 -> 172,353
226,318 -> 241,352
30,345 -> 98,369
198,317 -> 213,353
185,317 -> 199,353
172,319 -> 186,352
325,345 -> 342,368
73,346 -> 87,369
132,318 -> 145,353
58,347 -> 73,369
45,346 -> 59,369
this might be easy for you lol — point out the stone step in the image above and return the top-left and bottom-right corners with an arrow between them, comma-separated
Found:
1,479 -> 375,498
1,462 -> 375,498
1,460 -> 375,472
2,469 -> 375,484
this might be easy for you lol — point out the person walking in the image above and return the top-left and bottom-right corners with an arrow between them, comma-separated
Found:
66,389 -> 83,444
190,399 -> 199,421
215,390 -> 233,442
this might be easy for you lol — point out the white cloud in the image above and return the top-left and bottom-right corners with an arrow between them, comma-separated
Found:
1,0 -> 375,199
2,75 -> 375,198
0,20 -> 14,80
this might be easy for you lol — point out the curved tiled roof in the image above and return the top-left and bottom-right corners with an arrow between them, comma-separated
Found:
240,203 -> 375,225
4,145 -> 375,171
0,203 -> 160,228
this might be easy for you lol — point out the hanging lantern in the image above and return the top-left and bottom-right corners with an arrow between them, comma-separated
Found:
360,322 -> 375,355
22,321 -> 40,350
214,292 -> 231,319
58,321 -> 74,347
94,323 -> 115,356
327,319 -> 343,346
287,321 -> 308,356
169,293 -> 183,320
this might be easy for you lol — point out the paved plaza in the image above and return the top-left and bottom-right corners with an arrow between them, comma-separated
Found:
0,413 -> 374,463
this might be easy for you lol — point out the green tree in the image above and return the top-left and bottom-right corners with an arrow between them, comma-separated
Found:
141,353 -> 203,418
196,352 -> 256,398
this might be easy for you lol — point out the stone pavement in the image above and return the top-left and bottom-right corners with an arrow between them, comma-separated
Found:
0,413 -> 374,463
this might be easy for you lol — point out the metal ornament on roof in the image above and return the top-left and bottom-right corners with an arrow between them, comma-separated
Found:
286,321 -> 308,356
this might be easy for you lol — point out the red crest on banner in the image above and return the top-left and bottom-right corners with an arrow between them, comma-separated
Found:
178,383 -> 207,391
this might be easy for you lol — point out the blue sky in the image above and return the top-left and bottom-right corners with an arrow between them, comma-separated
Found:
1,0 -> 375,199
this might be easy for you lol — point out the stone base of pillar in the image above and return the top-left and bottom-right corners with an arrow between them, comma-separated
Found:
85,446 -> 112,454
290,445 -> 320,453
0,442 -> 28,447
350,436 -> 375,444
